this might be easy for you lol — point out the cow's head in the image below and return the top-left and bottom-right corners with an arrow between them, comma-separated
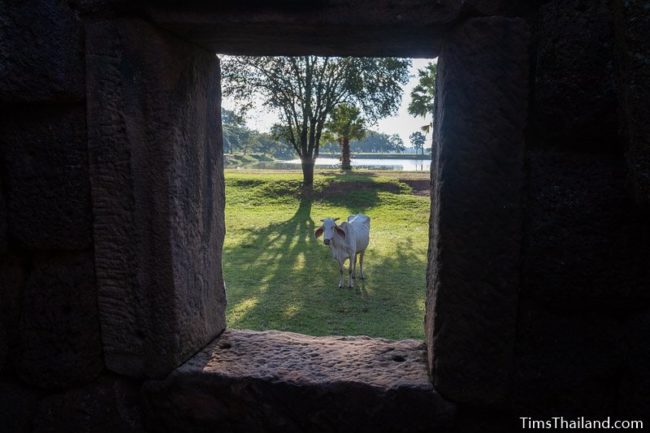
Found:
315,217 -> 345,245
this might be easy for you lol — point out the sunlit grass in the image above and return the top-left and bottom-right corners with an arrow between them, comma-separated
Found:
223,169 -> 430,340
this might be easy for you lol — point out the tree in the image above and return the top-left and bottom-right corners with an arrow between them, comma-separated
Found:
408,61 -> 437,133
409,131 -> 426,155
222,56 -> 410,187
388,134 -> 406,153
222,108 -> 294,158
321,131 -> 405,154
324,104 -> 366,170
221,108 -> 247,154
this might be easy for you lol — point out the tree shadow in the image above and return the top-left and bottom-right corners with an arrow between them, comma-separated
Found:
313,172 -> 404,214
222,194 -> 320,329
223,196 -> 427,339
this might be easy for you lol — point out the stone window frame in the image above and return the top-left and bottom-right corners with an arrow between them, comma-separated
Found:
85,10 -> 529,408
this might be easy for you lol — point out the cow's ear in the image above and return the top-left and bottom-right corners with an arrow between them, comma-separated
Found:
335,226 -> 346,238
315,227 -> 324,238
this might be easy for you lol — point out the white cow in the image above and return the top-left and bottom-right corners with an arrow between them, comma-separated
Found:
315,214 -> 370,288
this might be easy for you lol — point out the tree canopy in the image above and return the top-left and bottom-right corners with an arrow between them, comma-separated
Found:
222,108 -> 294,159
407,61 -> 437,133
409,131 -> 426,155
320,131 -> 404,154
324,103 -> 366,170
222,56 -> 410,185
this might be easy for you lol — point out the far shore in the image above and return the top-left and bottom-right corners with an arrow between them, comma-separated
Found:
317,152 -> 431,160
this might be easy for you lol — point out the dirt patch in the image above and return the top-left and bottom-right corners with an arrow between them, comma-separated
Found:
319,181 -> 401,196
400,179 -> 430,196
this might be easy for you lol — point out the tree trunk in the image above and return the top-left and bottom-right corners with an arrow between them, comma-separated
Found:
340,137 -> 351,171
301,157 -> 315,187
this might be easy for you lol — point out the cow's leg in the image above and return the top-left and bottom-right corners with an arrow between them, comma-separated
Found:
338,259 -> 344,288
359,250 -> 366,280
348,256 -> 354,288
351,253 -> 358,279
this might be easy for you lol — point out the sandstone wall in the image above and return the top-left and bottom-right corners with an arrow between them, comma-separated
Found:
0,0 -> 147,432
426,16 -> 529,407
0,1 -> 147,431
0,0 -> 649,432
1,0 -> 226,430
86,17 -> 227,379
513,0 -> 650,420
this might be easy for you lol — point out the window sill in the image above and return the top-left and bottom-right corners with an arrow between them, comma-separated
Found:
143,329 -> 455,432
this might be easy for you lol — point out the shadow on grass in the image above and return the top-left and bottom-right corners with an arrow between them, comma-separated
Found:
315,172 -> 405,214
223,196 -> 427,339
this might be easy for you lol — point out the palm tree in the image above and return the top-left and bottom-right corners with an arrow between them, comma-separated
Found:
408,61 -> 437,133
325,104 -> 366,171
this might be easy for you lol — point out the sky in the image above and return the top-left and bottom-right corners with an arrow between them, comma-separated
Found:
221,58 -> 435,148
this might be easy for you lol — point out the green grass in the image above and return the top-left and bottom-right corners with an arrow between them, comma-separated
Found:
223,169 -> 430,340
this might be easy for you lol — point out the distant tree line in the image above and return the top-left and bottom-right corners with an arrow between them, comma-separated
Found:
223,108 -> 406,158
221,57 -> 437,183
222,109 -> 294,159
319,131 -> 405,154
222,56 -> 410,186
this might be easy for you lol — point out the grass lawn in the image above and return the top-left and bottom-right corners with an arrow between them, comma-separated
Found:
223,169 -> 431,340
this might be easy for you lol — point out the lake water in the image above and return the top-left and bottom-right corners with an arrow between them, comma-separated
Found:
285,157 -> 431,171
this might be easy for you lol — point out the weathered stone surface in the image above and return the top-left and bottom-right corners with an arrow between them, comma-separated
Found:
618,310 -> 650,418
610,0 -> 650,209
0,254 -> 26,373
0,105 -> 92,250
86,18 -> 226,378
0,324 -> 6,373
144,330 -> 455,433
0,0 -> 84,102
512,304 -> 621,417
147,0 -> 456,57
460,0 -> 513,16
426,17 -> 529,406
0,180 -> 6,254
0,381 -> 41,433
32,375 -> 145,433
17,252 -> 103,389
523,150 -> 650,311
531,0 -> 618,151
451,406 -> 517,433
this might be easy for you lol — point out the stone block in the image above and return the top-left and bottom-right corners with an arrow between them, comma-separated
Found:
32,375 -> 145,433
512,304 -> 621,417
0,323 -> 6,374
143,330 -> 456,433
523,150 -> 650,311
0,180 -> 6,254
86,18 -> 226,378
618,310 -> 650,418
146,0 -> 455,57
0,254 -> 26,372
17,252 -> 103,389
0,105 -> 92,250
0,0 -> 84,102
460,0 -> 512,16
532,0 -> 618,151
0,381 -> 40,433
610,0 -> 650,209
451,406 -> 517,433
425,17 -> 529,406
